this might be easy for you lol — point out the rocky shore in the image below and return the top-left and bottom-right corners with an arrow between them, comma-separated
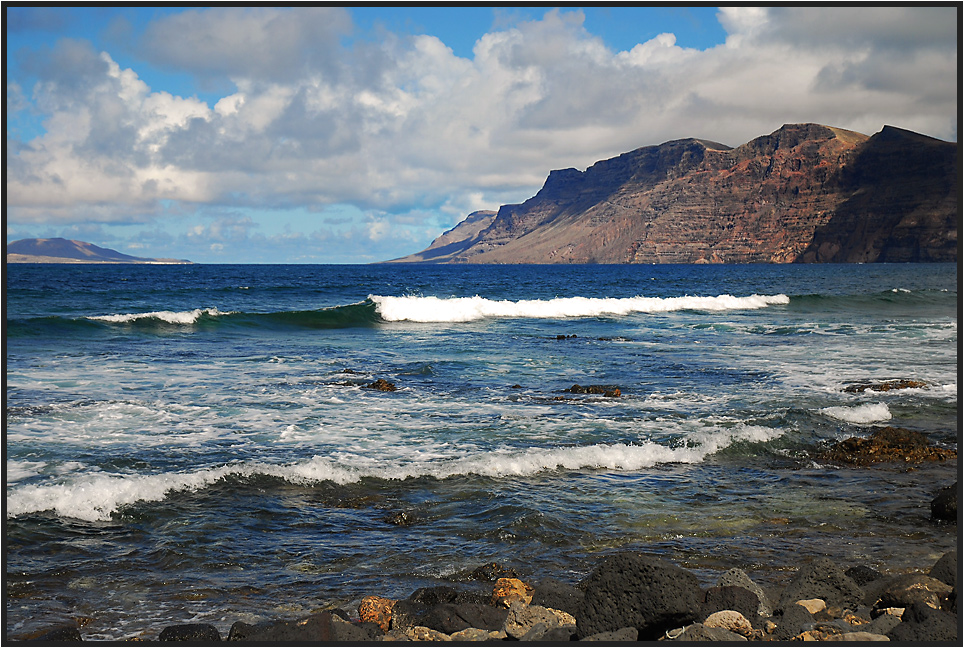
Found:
24,547 -> 959,643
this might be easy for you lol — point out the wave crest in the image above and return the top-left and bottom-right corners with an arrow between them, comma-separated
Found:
370,293 -> 790,322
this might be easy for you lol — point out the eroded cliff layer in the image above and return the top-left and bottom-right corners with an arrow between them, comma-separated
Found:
395,124 -> 957,264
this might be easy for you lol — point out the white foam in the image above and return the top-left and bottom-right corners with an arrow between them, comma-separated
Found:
370,293 -> 790,322
6,460 -> 46,484
88,307 -> 229,324
6,425 -> 783,522
821,402 -> 892,424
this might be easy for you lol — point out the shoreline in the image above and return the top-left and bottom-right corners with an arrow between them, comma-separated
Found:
18,545 -> 959,643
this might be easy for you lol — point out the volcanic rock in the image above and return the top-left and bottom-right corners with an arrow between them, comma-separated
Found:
821,426 -> 957,465
359,595 -> 396,632
777,557 -> 863,613
576,552 -> 703,640
843,379 -> 927,392
491,577 -> 533,608
873,573 -> 953,611
531,577 -> 584,616
931,483 -> 958,521
364,378 -> 397,392
929,551 -> 957,587
717,568 -> 773,617
845,565 -> 883,587
390,124 -> 957,264
887,601 -> 960,642
158,623 -> 221,642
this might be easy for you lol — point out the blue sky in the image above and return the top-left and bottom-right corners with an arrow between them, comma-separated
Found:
5,5 -> 958,263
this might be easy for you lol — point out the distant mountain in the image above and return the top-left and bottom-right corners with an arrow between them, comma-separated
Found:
389,124 -> 958,264
6,238 -> 192,264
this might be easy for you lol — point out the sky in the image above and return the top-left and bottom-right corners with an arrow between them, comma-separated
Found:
5,4 -> 960,264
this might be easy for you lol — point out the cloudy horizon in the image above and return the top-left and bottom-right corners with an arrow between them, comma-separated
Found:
6,5 -> 959,263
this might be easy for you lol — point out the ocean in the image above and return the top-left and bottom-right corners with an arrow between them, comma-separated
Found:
4,262 -> 958,640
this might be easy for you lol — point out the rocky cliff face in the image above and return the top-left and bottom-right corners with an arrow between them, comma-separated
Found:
394,124 -> 957,264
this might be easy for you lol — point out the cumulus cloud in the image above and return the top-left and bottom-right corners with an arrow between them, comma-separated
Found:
5,6 -> 958,261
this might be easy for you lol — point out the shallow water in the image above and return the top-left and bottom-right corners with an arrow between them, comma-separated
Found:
5,263 -> 958,639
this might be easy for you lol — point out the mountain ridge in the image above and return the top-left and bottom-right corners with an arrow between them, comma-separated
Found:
7,238 -> 192,264
390,123 -> 957,264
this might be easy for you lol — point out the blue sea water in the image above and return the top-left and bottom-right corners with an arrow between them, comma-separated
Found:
4,263 -> 959,639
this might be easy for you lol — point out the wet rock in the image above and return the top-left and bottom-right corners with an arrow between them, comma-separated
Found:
491,577 -> 533,608
843,379 -> 927,392
717,568 -> 773,617
26,624 -> 84,642
538,625 -> 578,642
929,550 -> 957,587
861,611 -> 903,636
822,426 -> 957,465
465,562 -> 520,582
701,585 -> 764,625
359,595 -> 396,632
931,483 -> 958,521
158,623 -> 221,642
565,384 -> 621,396
581,626 -> 639,641
383,510 -> 418,526
845,564 -> 883,587
365,378 -> 397,392
874,573 -> 953,611
778,557 -> 864,613
531,577 -> 584,617
555,334 -> 578,340
887,601 -> 959,642
576,552 -> 703,640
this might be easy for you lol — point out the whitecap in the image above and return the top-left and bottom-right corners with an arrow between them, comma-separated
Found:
370,293 -> 790,323
88,307 -> 229,325
820,402 -> 892,424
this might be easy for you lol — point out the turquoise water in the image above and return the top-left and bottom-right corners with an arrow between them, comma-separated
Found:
5,263 -> 958,639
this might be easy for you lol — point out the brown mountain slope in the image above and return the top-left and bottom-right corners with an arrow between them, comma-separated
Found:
7,238 -> 191,264
395,124 -> 957,264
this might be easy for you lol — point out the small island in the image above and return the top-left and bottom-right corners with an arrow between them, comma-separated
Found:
6,238 -> 192,264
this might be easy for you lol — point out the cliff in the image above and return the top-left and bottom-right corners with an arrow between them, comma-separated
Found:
392,124 -> 958,264
6,238 -> 192,264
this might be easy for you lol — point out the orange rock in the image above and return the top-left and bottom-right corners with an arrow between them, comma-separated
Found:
491,577 -> 534,608
358,595 -> 396,632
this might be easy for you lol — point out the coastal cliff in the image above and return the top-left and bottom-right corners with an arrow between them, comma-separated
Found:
391,124 -> 958,264
6,238 -> 192,264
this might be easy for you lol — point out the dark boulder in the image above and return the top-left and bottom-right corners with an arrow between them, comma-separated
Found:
565,384 -> 621,397
238,611 -> 341,642
777,557 -> 864,613
772,603 -> 815,641
701,585 -> 764,626
419,602 -> 508,634
581,626 -> 639,641
531,577 -> 584,617
844,564 -> 882,587
465,561 -> 521,582
874,573 -> 953,611
26,624 -> 83,642
821,426 -> 956,465
158,623 -> 221,642
931,483 -> 958,521
364,378 -> 397,391
887,601 -> 959,643
930,551 -> 957,587
576,552 -> 703,640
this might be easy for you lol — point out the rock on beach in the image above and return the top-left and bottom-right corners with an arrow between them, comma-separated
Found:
25,551 -> 961,643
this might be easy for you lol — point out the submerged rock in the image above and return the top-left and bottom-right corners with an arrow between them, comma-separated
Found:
565,384 -> 621,397
931,483 -> 958,521
364,378 -> 397,392
844,379 -> 927,392
821,426 -> 956,465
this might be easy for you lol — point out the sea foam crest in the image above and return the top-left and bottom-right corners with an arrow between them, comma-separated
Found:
370,293 -> 790,322
7,425 -> 783,522
88,307 -> 229,324
821,402 -> 892,424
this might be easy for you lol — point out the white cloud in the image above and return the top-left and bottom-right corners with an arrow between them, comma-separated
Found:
6,5 -> 958,257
